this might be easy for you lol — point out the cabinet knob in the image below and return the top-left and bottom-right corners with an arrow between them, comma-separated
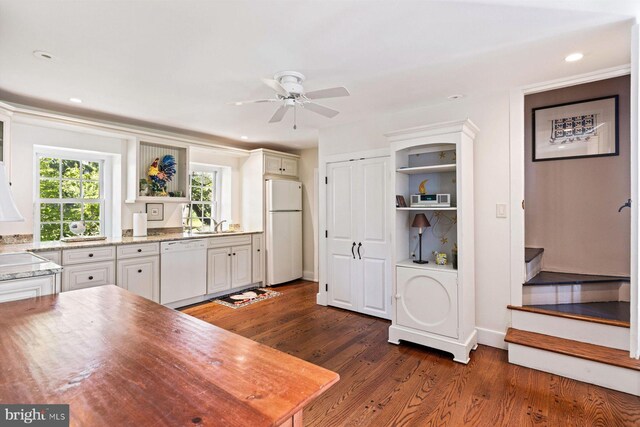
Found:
137,249 -> 142,253
138,269 -> 142,273
228,253 -> 231,257
88,253 -> 94,258
233,253 -> 236,256
88,276 -> 94,280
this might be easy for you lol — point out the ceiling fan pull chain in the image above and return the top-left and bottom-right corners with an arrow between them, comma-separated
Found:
293,103 -> 297,130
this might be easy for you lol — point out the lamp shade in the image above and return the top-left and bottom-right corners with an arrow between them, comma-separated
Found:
411,213 -> 430,229
0,162 -> 24,222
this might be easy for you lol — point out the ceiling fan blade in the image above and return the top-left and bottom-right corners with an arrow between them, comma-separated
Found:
304,86 -> 350,100
229,99 -> 279,106
304,102 -> 339,118
268,105 -> 290,123
262,78 -> 290,97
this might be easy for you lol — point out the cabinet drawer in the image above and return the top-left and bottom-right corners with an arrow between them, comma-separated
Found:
63,246 -> 115,265
117,243 -> 160,259
0,276 -> 56,304
62,261 -> 116,292
37,250 -> 61,264
208,235 -> 252,249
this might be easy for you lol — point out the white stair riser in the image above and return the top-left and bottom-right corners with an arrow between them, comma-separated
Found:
508,343 -> 640,396
525,255 -> 543,282
523,282 -> 626,305
512,310 -> 629,350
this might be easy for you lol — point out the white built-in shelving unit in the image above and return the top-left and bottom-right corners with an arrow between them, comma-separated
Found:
386,119 -> 478,363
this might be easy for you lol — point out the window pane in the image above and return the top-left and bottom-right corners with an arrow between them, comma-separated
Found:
40,179 -> 60,198
61,180 -> 81,198
191,172 -> 202,187
202,217 -> 212,228
83,181 -> 100,199
40,224 -> 61,241
202,204 -> 212,218
191,186 -> 202,201
202,187 -> 212,202
61,160 -> 81,178
40,203 -> 61,222
82,161 -> 100,181
63,203 -> 82,221
39,158 -> 60,178
192,203 -> 204,217
62,223 -> 74,238
201,173 -> 213,187
84,222 -> 100,236
84,203 -> 100,221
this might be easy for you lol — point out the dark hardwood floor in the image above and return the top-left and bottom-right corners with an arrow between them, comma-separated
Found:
182,281 -> 640,426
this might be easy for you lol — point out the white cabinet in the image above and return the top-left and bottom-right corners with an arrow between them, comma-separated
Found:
387,120 -> 478,364
62,260 -> 116,292
117,256 -> 159,302
231,245 -> 252,288
326,157 -> 391,319
0,276 -> 55,303
117,243 -> 159,259
63,246 -> 116,265
264,154 -> 298,177
207,247 -> 231,294
252,233 -> 264,284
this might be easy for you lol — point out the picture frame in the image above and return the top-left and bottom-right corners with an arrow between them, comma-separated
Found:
396,195 -> 407,208
146,203 -> 164,221
532,95 -> 619,162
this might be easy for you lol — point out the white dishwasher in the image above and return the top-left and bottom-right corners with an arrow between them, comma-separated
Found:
160,239 -> 207,305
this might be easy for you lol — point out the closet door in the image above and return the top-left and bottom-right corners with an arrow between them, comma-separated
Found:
357,157 -> 391,319
326,161 -> 358,311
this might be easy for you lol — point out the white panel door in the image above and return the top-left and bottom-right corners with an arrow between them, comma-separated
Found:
327,161 -> 358,311
207,247 -> 231,294
231,245 -> 252,288
358,157 -> 391,319
117,256 -> 159,302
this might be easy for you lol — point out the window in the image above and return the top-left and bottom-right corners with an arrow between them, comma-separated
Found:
36,155 -> 104,241
184,169 -> 219,230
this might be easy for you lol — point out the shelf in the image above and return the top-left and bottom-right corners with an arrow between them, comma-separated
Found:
125,196 -> 191,204
396,207 -> 457,211
396,164 -> 456,174
396,259 -> 457,273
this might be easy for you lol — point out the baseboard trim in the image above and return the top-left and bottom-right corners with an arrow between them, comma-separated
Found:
303,270 -> 315,281
476,327 -> 507,349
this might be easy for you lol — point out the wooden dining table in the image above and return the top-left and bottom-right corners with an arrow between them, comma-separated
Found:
0,285 -> 339,426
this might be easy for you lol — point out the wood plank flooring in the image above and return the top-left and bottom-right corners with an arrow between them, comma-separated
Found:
182,281 -> 640,426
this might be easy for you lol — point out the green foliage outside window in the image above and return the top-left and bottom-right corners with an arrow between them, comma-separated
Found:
184,171 -> 216,229
37,157 -> 103,241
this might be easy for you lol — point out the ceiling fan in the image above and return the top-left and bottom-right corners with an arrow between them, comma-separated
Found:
233,71 -> 350,129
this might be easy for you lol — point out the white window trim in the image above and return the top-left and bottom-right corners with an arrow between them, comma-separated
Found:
34,146 -> 114,241
189,163 -> 225,223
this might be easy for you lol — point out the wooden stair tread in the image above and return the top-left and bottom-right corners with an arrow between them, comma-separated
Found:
508,304 -> 630,328
505,328 -> 640,371
524,271 -> 630,286
524,247 -> 544,263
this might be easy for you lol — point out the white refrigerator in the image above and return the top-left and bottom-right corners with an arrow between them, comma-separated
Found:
266,180 -> 303,285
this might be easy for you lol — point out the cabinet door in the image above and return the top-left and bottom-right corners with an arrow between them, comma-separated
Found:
252,234 -> 264,284
231,245 -> 252,288
281,157 -> 298,177
207,247 -> 231,294
62,261 -> 116,292
264,155 -> 282,175
0,276 -> 55,303
117,256 -> 159,302
396,266 -> 458,339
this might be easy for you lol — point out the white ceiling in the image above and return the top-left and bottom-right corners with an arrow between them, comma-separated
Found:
0,0 -> 636,149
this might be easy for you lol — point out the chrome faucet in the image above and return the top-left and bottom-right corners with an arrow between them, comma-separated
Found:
213,219 -> 227,233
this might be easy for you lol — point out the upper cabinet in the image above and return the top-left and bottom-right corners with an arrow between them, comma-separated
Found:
125,139 -> 190,203
264,153 -> 298,177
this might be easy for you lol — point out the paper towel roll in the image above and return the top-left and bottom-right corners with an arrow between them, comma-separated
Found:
133,213 -> 148,237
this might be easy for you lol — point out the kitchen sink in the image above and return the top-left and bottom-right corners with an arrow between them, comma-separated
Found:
0,253 -> 48,267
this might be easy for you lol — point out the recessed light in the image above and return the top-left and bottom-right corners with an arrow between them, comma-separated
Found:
240,135 -> 249,140
448,94 -> 465,100
235,102 -> 243,106
33,50 -> 54,60
565,52 -> 584,62
69,98 -> 82,104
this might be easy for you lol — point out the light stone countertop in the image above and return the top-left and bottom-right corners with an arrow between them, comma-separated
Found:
0,260 -> 63,281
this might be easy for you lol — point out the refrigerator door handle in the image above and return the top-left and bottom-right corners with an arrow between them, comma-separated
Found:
351,242 -> 356,259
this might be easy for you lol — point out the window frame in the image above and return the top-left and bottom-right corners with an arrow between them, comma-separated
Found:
185,164 -> 223,229
34,148 -> 110,242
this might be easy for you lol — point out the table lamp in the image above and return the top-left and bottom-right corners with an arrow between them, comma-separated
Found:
0,161 -> 24,222
411,213 -> 430,264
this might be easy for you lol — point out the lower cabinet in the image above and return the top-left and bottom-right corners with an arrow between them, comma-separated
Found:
0,275 -> 56,303
207,244 -> 253,294
231,245 -> 252,288
252,234 -> 264,284
117,256 -> 160,302
62,260 -> 116,292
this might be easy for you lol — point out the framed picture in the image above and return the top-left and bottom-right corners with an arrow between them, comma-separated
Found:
396,195 -> 407,208
532,95 -> 619,161
146,203 -> 164,221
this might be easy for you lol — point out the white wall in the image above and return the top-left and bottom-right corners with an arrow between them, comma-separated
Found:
319,91 -> 512,348
299,147 -> 318,281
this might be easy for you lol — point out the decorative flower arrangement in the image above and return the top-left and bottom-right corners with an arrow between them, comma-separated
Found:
147,155 -> 176,196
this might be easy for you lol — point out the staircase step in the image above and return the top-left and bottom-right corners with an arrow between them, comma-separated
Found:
508,303 -> 630,328
505,328 -> 640,371
524,247 -> 544,263
525,271 -> 630,286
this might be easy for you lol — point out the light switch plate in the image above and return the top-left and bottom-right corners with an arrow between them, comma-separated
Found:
496,203 -> 507,218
